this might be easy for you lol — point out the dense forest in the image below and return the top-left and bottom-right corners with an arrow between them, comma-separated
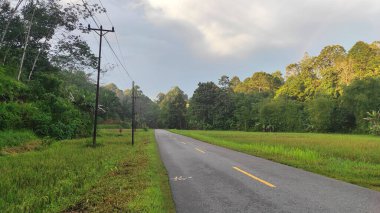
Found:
1,0 -> 380,144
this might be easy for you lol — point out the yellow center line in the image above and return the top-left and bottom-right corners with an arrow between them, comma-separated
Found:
195,148 -> 206,154
233,166 -> 276,188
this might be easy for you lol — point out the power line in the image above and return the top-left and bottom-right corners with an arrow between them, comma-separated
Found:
97,0 -> 129,74
103,35 -> 133,80
81,0 -> 134,81
97,0 -> 113,26
81,0 -> 99,28
68,0 -> 126,83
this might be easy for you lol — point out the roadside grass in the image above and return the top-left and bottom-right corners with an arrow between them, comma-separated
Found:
0,129 -> 174,212
171,130 -> 380,191
0,130 -> 38,149
97,124 -> 122,129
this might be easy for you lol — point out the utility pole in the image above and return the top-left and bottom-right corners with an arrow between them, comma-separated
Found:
132,81 -> 135,146
88,24 -> 114,147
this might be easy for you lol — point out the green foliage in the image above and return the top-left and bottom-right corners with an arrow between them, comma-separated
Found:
364,110 -> 380,135
234,71 -> 283,94
188,82 -> 234,129
0,66 -> 92,140
0,102 -> 43,131
341,77 -> 380,132
306,96 -> 336,132
233,93 -> 267,131
259,98 -> 306,132
0,66 -> 28,101
159,87 -> 187,129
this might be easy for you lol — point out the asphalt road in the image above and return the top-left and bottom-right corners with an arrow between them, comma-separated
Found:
155,129 -> 380,213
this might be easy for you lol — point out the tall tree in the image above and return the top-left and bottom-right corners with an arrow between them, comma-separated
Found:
234,72 -> 283,94
188,82 -> 234,129
159,87 -> 187,129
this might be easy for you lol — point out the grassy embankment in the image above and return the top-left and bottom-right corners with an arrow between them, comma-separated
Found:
0,129 -> 174,212
0,130 -> 38,148
171,130 -> 380,191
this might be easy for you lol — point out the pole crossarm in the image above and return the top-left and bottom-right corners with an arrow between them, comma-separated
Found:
88,24 -> 115,33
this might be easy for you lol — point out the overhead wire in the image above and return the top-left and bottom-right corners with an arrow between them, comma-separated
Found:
69,0 -> 119,81
81,0 -> 134,82
97,0 -> 129,75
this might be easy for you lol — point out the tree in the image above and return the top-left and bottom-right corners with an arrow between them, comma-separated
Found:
259,98 -> 306,132
0,0 -> 103,80
234,72 -> 283,94
188,82 -> 221,129
229,76 -> 241,90
188,82 -> 234,129
159,87 -> 187,129
218,75 -> 230,89
341,77 -> 380,132
316,45 -> 346,70
233,93 -> 267,131
156,92 -> 166,104
348,41 -> 380,79
306,96 -> 336,132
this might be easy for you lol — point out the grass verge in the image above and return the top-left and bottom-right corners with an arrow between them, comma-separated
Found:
0,129 -> 174,212
171,130 -> 380,191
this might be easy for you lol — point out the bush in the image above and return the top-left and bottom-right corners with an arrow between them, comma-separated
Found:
0,103 -> 29,130
0,66 -> 28,102
259,98 -> 306,132
364,110 -> 380,135
0,99 -> 91,140
306,96 -> 335,132
341,77 -> 380,132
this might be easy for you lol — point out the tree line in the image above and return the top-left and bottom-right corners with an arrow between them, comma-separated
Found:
157,41 -> 380,134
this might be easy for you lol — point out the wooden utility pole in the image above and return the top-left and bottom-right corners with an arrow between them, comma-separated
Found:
132,81 -> 135,146
88,24 -> 114,147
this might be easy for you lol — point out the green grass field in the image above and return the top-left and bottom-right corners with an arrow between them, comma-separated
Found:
0,129 -> 174,212
171,130 -> 380,191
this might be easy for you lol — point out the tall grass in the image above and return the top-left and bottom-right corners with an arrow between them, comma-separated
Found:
0,129 -> 174,212
0,130 -> 37,149
171,130 -> 380,191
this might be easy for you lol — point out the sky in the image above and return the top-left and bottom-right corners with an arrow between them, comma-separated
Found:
76,0 -> 380,99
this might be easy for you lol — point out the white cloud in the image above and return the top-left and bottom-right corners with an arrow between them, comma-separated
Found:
141,0 -> 380,57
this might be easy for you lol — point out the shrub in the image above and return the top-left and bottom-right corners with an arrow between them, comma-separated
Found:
364,110 -> 380,135
259,98 -> 306,132
341,77 -> 380,132
306,96 -> 336,132
0,66 -> 28,102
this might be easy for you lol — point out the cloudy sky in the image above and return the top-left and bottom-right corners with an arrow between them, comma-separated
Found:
80,0 -> 380,99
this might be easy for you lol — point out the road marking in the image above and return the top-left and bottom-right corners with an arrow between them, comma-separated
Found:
181,142 -> 187,144
172,176 -> 192,181
195,148 -> 205,154
233,166 -> 276,188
